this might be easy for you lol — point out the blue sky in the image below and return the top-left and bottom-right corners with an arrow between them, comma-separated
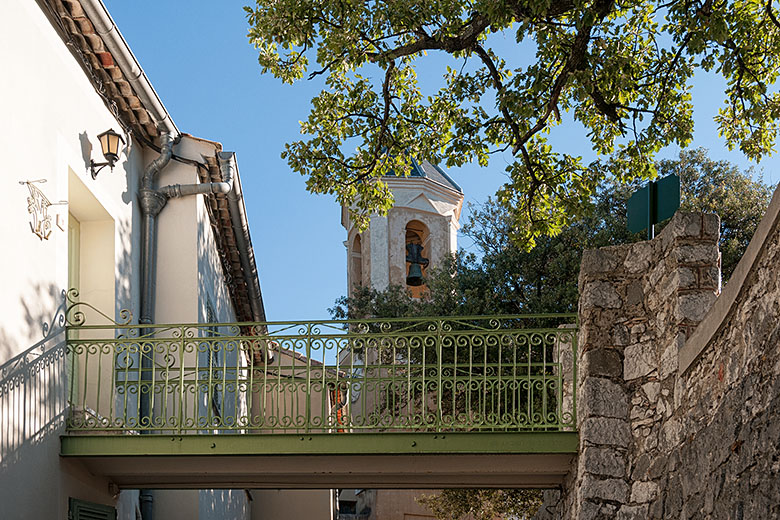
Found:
103,1 -> 778,322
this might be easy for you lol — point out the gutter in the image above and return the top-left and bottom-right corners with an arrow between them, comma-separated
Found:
218,152 -> 267,323
80,0 -> 179,137
76,3 -> 265,517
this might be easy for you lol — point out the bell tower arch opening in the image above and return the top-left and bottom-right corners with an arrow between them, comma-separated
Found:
349,234 -> 363,296
404,220 -> 430,298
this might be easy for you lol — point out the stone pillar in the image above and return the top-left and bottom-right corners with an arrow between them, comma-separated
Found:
550,213 -> 720,520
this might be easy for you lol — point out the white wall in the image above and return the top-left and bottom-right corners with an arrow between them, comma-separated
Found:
0,1 -> 145,518
251,489 -> 334,520
0,3 -> 253,519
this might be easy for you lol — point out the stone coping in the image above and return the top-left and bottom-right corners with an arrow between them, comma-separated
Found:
679,182 -> 780,373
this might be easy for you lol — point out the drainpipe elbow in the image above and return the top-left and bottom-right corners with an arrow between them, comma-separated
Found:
211,182 -> 232,195
217,152 -> 236,193
142,132 -> 176,190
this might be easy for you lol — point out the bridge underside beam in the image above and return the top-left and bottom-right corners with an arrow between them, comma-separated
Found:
61,432 -> 577,489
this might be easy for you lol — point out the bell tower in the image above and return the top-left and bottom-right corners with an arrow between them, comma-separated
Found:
342,159 -> 464,298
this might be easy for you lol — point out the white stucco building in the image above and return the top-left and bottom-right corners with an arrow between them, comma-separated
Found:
0,1 -> 311,518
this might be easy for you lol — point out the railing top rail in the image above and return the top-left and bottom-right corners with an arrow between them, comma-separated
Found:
66,307 -> 577,334
66,288 -> 577,330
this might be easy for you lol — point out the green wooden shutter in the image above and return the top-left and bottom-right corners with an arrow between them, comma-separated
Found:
68,498 -> 117,520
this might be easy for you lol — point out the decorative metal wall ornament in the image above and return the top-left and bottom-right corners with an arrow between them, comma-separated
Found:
19,180 -> 67,240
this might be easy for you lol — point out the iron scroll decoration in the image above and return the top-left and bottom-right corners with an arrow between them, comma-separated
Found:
63,297 -> 578,434
65,288 -> 134,328
19,180 -> 67,240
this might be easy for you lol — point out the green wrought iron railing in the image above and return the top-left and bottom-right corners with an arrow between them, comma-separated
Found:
64,298 -> 577,434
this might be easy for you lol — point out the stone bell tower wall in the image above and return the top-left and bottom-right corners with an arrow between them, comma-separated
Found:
343,175 -> 463,294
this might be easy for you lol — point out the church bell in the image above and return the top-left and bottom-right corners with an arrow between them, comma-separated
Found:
406,242 -> 429,287
406,262 -> 424,286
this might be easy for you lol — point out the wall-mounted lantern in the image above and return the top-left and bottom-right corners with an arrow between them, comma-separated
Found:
90,128 -> 125,179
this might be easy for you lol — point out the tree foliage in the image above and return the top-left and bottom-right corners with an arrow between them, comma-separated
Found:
247,0 -> 780,244
333,150 -> 771,320
418,488 -> 543,520
330,149 -> 770,520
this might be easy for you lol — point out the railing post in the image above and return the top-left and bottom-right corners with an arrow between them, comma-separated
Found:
305,323 -> 312,434
436,319 -> 443,430
177,328 -> 184,435
571,323 -> 578,429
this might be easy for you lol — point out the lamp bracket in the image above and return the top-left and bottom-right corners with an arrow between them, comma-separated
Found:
90,160 -> 113,180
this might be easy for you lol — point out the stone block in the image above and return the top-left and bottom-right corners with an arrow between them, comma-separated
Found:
581,417 -> 632,448
667,213 -> 702,239
581,377 -> 628,418
702,213 -> 720,239
580,476 -> 630,503
648,261 -> 666,289
643,430 -> 658,451
698,265 -> 721,289
581,248 -> 621,275
647,454 -> 669,479
631,453 -> 651,480
578,500 -> 601,520
676,291 -> 717,322
630,480 -> 659,503
624,342 -> 656,380
612,324 -> 630,346
624,242 -> 653,273
674,243 -> 719,265
583,349 -> 623,378
642,382 -> 660,402
662,418 -> 682,449
626,280 -> 644,307
616,504 -> 649,520
581,280 -> 622,309
659,343 -> 678,380
674,266 -> 698,290
580,446 -> 626,478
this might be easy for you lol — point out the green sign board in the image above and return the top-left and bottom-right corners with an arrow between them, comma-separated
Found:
627,174 -> 680,238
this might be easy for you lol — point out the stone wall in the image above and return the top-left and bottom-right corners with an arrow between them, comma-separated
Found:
538,208 -> 780,519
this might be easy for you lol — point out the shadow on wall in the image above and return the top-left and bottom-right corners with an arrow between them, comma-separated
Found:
115,217 -> 136,320
0,285 -> 69,478
78,131 -> 93,171
199,489 -> 250,520
197,199 -> 235,323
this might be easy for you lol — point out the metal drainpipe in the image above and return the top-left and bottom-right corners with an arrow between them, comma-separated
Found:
137,140 -> 235,520
138,132 -> 176,520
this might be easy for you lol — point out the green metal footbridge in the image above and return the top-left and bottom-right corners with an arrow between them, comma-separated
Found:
60,300 -> 578,488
